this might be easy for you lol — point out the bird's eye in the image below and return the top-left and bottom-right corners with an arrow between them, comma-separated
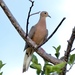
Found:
44,12 -> 47,14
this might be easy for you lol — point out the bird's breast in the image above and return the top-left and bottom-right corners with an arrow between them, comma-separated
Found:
32,25 -> 47,45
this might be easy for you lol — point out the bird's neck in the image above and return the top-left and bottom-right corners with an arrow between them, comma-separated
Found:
38,17 -> 46,27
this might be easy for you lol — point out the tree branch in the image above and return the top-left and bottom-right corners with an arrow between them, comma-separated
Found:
67,63 -> 75,72
0,0 -> 63,65
64,27 -> 75,62
71,48 -> 75,52
59,27 -> 75,75
26,0 -> 34,37
30,11 -> 40,16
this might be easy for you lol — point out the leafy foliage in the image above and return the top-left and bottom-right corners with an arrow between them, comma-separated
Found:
0,60 -> 5,75
30,45 -> 75,75
44,62 -> 66,75
0,60 -> 5,69
31,54 -> 38,64
30,55 -> 42,75
53,45 -> 61,58
68,54 -> 75,65
30,53 -> 66,75
0,72 -> 3,75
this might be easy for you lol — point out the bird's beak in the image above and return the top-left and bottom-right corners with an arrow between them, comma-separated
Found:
48,15 -> 51,18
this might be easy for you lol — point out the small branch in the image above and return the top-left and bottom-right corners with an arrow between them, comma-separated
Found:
67,63 -> 75,72
60,27 -> 75,75
37,17 -> 66,49
30,11 -> 40,16
29,0 -> 33,2
71,48 -> 75,52
64,27 -> 75,62
26,0 -> 34,37
0,0 -> 63,65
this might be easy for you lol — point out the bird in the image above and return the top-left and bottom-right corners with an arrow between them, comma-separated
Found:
23,11 -> 51,72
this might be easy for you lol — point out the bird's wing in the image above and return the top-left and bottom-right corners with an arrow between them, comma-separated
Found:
44,29 -> 48,41
24,26 -> 36,50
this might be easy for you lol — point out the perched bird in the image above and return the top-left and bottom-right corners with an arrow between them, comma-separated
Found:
23,11 -> 51,72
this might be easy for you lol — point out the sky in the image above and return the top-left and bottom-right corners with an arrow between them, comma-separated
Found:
0,0 -> 75,75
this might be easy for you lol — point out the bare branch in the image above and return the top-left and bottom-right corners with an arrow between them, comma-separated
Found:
71,48 -> 75,52
29,0 -> 33,3
64,27 -> 75,62
26,0 -> 34,37
30,11 -> 40,16
67,63 -> 75,72
59,27 -> 75,75
0,0 -> 63,65
37,17 -> 66,49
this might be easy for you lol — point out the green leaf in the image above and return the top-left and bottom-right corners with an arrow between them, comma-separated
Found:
30,63 -> 41,69
0,60 -> 5,69
53,45 -> 61,53
0,72 -> 3,75
44,62 -> 66,74
43,59 -> 49,65
55,52 -> 60,59
56,45 -> 61,53
53,46 -> 57,50
37,68 -> 41,75
42,63 -> 52,75
68,54 -> 75,65
31,54 -> 38,64
30,63 -> 41,75
53,45 -> 61,58
51,62 -> 66,73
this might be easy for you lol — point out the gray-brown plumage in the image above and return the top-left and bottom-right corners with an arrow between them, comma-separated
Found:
23,11 -> 51,72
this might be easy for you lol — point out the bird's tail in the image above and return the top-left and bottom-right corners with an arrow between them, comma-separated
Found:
23,47 -> 34,72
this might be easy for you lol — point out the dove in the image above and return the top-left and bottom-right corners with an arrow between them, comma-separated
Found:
23,11 -> 51,72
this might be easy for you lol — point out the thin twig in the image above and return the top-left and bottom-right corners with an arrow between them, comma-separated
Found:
67,63 -> 75,72
0,0 -> 63,64
29,0 -> 33,2
26,0 -> 34,37
71,48 -> 75,52
37,17 -> 66,49
30,11 -> 40,16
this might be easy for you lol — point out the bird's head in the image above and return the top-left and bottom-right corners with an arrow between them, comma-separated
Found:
40,11 -> 51,18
